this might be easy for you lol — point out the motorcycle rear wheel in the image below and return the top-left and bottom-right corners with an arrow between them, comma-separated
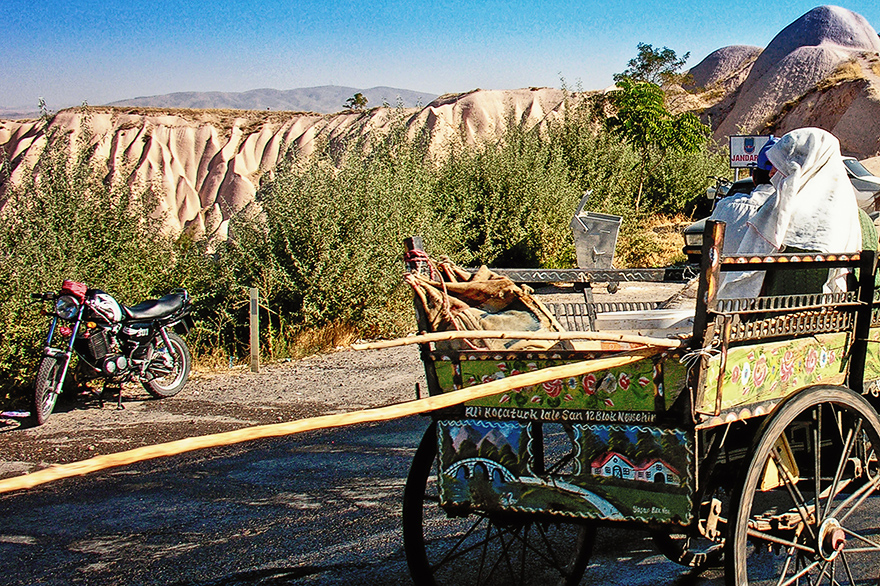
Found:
32,355 -> 63,425
142,332 -> 191,398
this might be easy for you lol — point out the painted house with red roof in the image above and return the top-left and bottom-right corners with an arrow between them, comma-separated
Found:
591,452 -> 680,485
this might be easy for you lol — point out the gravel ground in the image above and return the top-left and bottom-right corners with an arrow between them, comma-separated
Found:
0,281 -> 688,481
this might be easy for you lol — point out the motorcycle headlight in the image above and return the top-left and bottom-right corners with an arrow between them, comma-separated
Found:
55,295 -> 80,321
684,234 -> 703,247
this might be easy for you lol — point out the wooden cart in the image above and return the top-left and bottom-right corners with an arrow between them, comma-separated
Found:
400,222 -> 880,586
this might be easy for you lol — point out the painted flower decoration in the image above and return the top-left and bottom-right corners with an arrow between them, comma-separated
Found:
618,372 -> 631,391
583,374 -> 597,395
638,376 -> 651,387
819,349 -> 828,368
731,365 -> 741,384
805,348 -> 818,374
598,373 -> 617,395
567,377 -> 579,390
741,362 -> 751,385
543,379 -> 563,398
781,350 -> 795,382
752,356 -> 768,388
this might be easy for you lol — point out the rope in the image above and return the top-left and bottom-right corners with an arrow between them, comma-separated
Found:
0,347 -> 662,495
679,343 -> 721,380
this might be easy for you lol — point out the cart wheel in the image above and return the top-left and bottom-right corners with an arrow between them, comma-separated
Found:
726,386 -> 880,585
403,424 -> 595,586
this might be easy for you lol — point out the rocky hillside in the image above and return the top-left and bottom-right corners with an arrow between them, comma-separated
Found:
692,5 -> 880,157
0,88 -> 571,238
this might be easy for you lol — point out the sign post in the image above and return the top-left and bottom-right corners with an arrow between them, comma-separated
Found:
729,135 -> 772,169
249,287 -> 260,373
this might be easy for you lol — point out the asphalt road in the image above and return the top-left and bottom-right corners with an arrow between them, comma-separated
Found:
0,413 -> 729,586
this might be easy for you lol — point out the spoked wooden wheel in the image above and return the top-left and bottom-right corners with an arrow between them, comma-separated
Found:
727,386 -> 880,585
403,424 -> 595,586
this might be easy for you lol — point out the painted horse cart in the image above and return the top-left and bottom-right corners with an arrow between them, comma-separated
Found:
400,222 -> 880,586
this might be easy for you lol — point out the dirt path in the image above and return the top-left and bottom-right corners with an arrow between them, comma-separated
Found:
0,281 -> 687,481
0,345 -> 426,479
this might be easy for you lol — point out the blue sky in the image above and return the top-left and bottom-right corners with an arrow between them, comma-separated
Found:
2,1 -> 879,110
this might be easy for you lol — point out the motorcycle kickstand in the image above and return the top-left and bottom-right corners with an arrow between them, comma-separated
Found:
100,382 -> 125,410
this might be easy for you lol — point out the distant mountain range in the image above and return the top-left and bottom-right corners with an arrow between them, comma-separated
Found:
106,85 -> 438,114
0,85 -> 439,119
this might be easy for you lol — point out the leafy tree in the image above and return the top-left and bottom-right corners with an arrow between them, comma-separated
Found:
614,42 -> 690,86
607,428 -> 634,459
344,92 -> 368,111
604,78 -> 709,214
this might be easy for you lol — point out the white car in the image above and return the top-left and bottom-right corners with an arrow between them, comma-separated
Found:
843,157 -> 880,212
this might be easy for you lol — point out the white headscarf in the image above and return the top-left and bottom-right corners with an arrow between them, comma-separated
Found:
750,127 -> 861,254
718,128 -> 861,298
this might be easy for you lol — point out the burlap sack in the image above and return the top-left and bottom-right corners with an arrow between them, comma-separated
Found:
405,259 -> 570,351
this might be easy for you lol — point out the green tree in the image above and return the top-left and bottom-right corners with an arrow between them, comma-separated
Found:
344,92 -> 368,111
614,43 -> 690,86
607,428 -> 634,459
604,78 -> 709,214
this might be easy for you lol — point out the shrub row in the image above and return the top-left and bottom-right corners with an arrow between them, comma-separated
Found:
0,101 -> 728,397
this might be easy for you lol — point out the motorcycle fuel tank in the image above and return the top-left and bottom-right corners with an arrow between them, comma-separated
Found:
88,291 -> 124,324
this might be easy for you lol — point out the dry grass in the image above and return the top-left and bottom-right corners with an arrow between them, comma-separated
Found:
274,322 -> 360,361
615,214 -> 691,268
191,347 -> 234,373
820,60 -> 865,89
192,321 -> 361,374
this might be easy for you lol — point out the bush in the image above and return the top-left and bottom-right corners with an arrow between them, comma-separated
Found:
0,98 -> 730,395
430,120 -> 582,268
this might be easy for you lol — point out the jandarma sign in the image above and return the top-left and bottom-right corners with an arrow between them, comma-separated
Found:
729,135 -> 772,168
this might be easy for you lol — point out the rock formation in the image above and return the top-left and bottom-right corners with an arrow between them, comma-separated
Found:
0,88 -> 572,239
686,45 -> 762,94
708,5 -> 880,146
4,6 -> 880,237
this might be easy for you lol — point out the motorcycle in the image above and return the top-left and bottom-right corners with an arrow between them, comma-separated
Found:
30,280 -> 193,425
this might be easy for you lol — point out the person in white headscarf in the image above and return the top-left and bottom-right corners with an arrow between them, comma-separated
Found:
708,136 -> 777,254
718,127 -> 861,299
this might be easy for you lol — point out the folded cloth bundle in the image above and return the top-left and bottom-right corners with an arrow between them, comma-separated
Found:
405,259 -> 570,351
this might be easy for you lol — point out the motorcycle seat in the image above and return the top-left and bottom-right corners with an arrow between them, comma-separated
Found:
124,293 -> 185,321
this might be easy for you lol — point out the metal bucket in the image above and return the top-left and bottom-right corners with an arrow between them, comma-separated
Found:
570,192 -> 622,269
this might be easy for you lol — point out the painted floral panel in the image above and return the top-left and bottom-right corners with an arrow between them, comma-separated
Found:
861,327 -> 880,386
700,332 -> 848,413
458,357 -> 659,412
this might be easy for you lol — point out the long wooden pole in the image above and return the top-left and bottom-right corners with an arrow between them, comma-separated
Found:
351,330 -> 687,350
0,347 -> 662,494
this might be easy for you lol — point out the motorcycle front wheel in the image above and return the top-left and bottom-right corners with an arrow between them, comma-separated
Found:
142,332 -> 191,398
32,355 -> 64,425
